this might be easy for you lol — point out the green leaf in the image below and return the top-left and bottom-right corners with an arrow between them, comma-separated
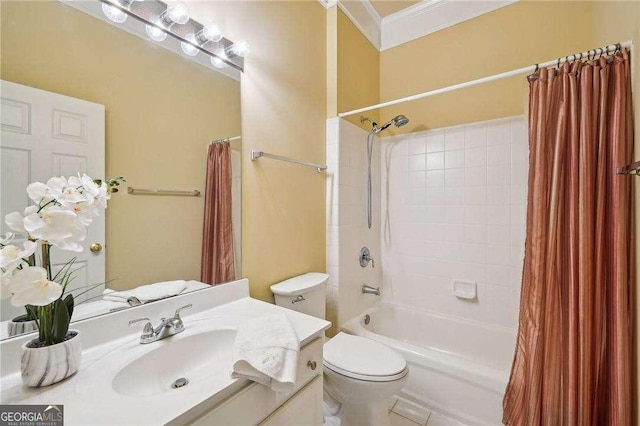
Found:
63,294 -> 74,321
52,299 -> 70,344
25,305 -> 38,321
39,306 -> 50,345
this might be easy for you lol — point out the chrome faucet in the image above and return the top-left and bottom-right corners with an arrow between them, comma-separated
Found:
362,284 -> 380,296
360,247 -> 375,268
129,304 -> 193,344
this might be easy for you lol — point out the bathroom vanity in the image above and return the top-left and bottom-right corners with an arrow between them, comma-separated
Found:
0,279 -> 330,425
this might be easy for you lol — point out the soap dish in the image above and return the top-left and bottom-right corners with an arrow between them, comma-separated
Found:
452,280 -> 477,300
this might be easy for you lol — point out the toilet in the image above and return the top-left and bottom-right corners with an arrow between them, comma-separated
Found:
271,273 -> 408,426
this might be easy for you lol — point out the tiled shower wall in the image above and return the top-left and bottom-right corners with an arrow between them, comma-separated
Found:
380,116 -> 528,329
326,118 -> 381,335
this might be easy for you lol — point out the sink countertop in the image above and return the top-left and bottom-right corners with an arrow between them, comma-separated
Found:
0,280 -> 330,426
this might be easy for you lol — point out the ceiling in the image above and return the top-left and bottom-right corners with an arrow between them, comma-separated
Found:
368,0 -> 422,18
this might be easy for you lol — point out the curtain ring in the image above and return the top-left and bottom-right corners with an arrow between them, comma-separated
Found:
534,63 -> 539,73
557,57 -> 561,69
615,43 -> 621,53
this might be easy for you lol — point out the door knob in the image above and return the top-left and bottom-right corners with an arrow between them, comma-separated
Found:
90,243 -> 103,253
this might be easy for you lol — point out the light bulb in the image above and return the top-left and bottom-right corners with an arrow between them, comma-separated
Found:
211,52 -> 228,69
199,23 -> 222,43
145,24 -> 167,42
229,41 -> 249,58
162,1 -> 189,25
180,34 -> 200,57
102,3 -> 127,23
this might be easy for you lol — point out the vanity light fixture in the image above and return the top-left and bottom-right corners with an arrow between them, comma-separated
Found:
180,23 -> 223,57
97,0 -> 246,72
145,21 -> 168,42
102,3 -> 127,23
227,41 -> 250,58
147,2 -> 188,42
160,1 -> 189,25
211,51 -> 228,69
101,0 -> 142,23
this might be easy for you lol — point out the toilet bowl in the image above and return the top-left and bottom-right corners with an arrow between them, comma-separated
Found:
270,273 -> 409,426
323,332 -> 408,426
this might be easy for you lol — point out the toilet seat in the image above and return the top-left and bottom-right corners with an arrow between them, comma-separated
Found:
323,332 -> 408,382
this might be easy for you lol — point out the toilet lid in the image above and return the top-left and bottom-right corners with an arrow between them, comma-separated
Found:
323,333 -> 407,381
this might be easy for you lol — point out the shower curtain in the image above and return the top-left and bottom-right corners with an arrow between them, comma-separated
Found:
503,49 -> 634,425
200,142 -> 235,285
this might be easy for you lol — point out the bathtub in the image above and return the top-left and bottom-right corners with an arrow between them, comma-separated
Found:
342,302 -> 517,426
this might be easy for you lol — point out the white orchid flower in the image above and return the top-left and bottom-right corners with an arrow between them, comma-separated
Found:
93,181 -> 111,210
0,232 -> 15,245
26,182 -> 53,205
24,205 -> 37,216
72,201 -> 99,227
51,227 -> 87,252
5,211 -> 26,234
69,173 -> 100,205
0,241 -> 37,274
59,188 -> 86,208
0,274 -> 12,300
23,206 -> 87,252
9,266 -> 62,307
45,176 -> 69,199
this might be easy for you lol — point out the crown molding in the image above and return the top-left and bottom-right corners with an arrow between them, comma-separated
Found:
337,0 -> 381,50
381,0 -> 517,51
335,0 -> 518,52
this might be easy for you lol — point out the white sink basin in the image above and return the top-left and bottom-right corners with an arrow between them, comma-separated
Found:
111,328 -> 237,397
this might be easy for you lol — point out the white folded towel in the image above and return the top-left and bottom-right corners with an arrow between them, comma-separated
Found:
103,280 -> 187,303
231,314 -> 300,394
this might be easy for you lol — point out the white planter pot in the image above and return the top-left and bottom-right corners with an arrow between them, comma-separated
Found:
7,315 -> 38,337
21,329 -> 82,387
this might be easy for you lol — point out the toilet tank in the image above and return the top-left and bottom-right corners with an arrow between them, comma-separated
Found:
270,272 -> 328,319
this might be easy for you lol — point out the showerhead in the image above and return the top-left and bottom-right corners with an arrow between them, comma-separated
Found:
375,115 -> 410,133
361,114 -> 410,134
394,115 -> 410,127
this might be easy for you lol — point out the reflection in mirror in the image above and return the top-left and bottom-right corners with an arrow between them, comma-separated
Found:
0,0 -> 241,340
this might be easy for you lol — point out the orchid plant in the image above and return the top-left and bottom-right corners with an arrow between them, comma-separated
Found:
0,174 -> 124,346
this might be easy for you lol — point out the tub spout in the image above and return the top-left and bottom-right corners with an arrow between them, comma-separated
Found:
362,284 -> 380,296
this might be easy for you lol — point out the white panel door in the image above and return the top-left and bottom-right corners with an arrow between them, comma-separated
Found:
0,80 -> 105,321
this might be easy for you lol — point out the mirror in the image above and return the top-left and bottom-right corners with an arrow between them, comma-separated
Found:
0,0 -> 242,339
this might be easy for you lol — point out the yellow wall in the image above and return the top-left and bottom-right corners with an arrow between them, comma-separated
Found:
0,1 -> 240,291
327,6 -> 338,118
336,8 -> 380,129
590,0 -> 640,419
187,1 -> 328,302
379,1 -> 594,134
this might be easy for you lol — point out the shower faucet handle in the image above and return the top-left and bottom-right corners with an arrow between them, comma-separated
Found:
360,247 -> 375,268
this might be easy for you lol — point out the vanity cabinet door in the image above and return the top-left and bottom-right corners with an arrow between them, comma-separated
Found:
259,375 -> 323,426
187,337 -> 324,426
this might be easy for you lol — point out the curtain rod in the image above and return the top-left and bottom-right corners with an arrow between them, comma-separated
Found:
339,41 -> 633,118
210,136 -> 241,145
